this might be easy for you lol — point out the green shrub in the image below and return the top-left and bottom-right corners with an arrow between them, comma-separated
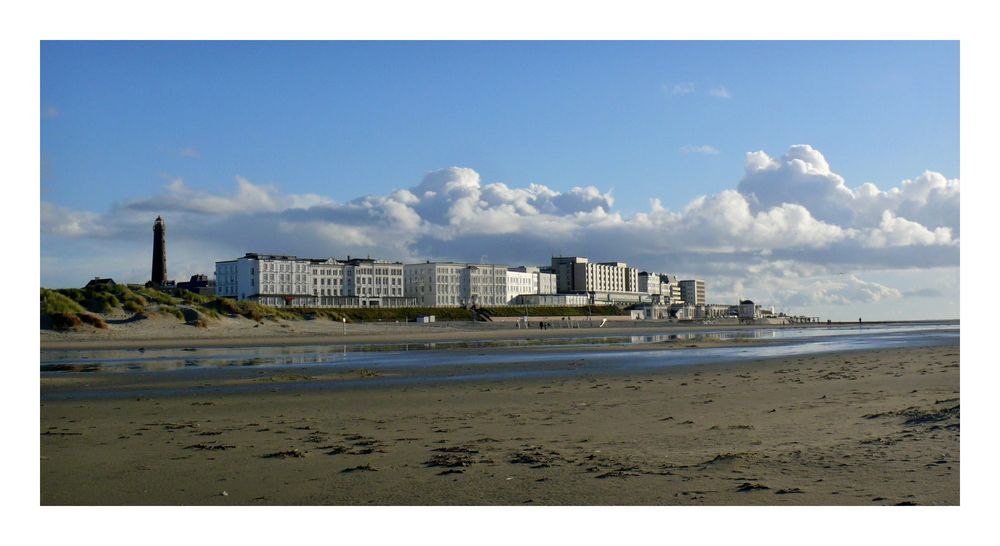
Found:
123,300 -> 144,313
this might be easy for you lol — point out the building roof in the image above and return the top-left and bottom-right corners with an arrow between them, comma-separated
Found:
84,277 -> 116,288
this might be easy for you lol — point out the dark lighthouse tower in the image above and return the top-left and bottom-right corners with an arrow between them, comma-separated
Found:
151,216 -> 167,286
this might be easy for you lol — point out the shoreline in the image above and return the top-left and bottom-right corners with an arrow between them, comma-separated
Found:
39,316 -> 959,351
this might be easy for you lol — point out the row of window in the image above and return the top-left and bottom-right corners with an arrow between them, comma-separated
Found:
262,273 -> 302,282
313,287 -> 403,296
261,285 -> 306,294
260,262 -> 310,273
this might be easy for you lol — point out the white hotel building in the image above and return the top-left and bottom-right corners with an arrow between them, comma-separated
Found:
639,272 -> 682,304
679,279 -> 706,306
550,256 -> 644,304
215,253 -> 414,308
403,262 -> 556,307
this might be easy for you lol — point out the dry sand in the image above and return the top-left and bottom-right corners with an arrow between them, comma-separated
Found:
40,343 -> 959,505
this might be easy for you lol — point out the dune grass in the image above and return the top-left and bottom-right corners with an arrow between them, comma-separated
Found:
40,289 -> 88,315
40,289 -> 108,330
135,287 -> 175,305
42,282 -> 627,330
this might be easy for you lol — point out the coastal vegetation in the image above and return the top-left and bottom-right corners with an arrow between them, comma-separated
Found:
39,283 -> 628,330
39,288 -> 108,330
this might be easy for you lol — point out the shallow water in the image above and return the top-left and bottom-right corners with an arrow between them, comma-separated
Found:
40,322 -> 957,374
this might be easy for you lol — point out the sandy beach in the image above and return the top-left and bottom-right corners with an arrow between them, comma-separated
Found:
40,335 -> 959,505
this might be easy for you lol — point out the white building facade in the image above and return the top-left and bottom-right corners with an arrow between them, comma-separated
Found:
404,262 -> 508,307
639,272 -> 682,305
679,279 -> 706,306
505,266 -> 557,304
403,262 -> 559,307
215,253 -> 413,307
550,256 -> 642,304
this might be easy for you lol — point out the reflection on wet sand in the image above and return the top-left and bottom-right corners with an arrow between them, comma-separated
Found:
40,324 -> 958,402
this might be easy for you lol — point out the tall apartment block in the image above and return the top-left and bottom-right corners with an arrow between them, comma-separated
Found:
679,279 -> 706,306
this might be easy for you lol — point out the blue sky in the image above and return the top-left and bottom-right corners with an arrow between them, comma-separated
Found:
40,41 -> 960,320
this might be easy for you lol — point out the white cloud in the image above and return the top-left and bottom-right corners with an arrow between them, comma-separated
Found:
862,211 -> 954,248
665,83 -> 732,99
125,175 -> 335,215
179,147 -> 200,158
737,145 -> 959,236
784,274 -> 903,307
670,82 -> 696,95
41,202 -> 110,238
709,85 -> 732,99
680,145 -> 720,155
40,145 -> 959,316
707,262 -> 902,308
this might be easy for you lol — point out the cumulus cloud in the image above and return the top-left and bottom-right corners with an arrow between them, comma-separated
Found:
862,211 -> 954,248
737,144 -> 960,236
41,145 -> 960,315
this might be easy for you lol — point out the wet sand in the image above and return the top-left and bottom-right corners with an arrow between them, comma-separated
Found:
40,344 -> 959,505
